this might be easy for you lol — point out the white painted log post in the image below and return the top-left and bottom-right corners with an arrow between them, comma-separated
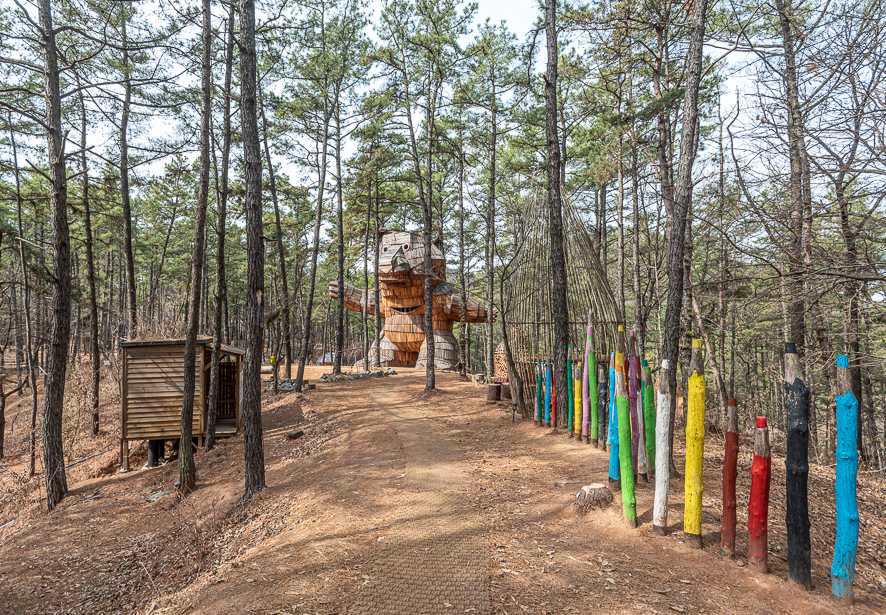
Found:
653,359 -> 671,535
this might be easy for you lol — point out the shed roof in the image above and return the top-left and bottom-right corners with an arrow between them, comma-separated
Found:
120,338 -> 245,356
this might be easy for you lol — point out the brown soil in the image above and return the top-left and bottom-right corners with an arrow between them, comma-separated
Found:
1,368 -> 884,614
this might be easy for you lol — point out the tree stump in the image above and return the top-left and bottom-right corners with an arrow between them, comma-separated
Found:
572,483 -> 614,515
487,384 -> 501,402
501,383 -> 511,400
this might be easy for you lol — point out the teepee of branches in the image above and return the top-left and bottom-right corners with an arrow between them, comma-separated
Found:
500,193 -> 623,417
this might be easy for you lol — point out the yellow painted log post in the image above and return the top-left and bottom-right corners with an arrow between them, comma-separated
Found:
684,338 -> 705,548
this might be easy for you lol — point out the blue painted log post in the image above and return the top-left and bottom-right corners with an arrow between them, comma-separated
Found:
832,354 -> 859,605
608,352 -> 620,484
784,342 -> 812,589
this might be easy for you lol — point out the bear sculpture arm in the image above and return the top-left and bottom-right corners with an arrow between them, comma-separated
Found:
328,281 -> 377,313
434,281 -> 490,322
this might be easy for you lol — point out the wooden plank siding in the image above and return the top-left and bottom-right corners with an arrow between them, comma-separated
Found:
121,339 -> 245,443
122,344 -> 202,440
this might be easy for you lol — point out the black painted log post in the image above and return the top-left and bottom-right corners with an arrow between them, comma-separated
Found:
784,341 -> 812,589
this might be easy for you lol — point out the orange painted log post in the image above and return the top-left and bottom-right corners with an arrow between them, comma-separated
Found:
748,416 -> 771,572
721,397 -> 739,559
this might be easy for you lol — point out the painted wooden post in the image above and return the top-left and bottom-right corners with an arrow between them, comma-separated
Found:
652,360 -> 671,535
721,397 -> 739,559
536,362 -> 543,425
588,351 -> 599,445
631,334 -> 648,482
608,352 -> 620,484
551,362 -> 557,427
597,362 -> 606,450
567,346 -> 574,436
615,362 -> 637,527
544,359 -> 552,427
684,339 -> 705,549
582,316 -> 592,443
832,354 -> 859,604
784,342 -> 812,589
627,332 -> 640,476
748,416 -> 771,573
573,360 -> 582,439
642,361 -> 655,476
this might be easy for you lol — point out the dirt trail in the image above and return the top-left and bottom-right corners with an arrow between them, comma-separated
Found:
350,375 -> 488,614
1,368 -> 883,614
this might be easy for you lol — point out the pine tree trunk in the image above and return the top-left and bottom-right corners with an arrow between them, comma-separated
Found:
78,91 -> 101,436
661,0 -> 708,477
119,9 -> 138,340
545,0 -> 569,428
179,0 -> 212,493
486,104 -> 496,382
334,104 -> 345,375
363,183 -> 370,372
9,118 -> 39,478
38,0 -> 71,511
205,4 -> 235,453
374,180 -> 381,368
240,0 -> 266,496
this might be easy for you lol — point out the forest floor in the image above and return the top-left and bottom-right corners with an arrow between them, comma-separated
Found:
1,367 -> 885,614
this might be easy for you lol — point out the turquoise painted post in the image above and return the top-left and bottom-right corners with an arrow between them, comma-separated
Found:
608,352 -> 620,483
535,362 -> 543,424
832,354 -> 859,604
545,359 -> 553,426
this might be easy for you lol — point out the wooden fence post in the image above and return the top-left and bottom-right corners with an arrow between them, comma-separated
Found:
643,361 -> 655,476
785,342 -> 812,589
544,359 -> 552,427
631,333 -> 647,482
748,415 -> 771,572
608,351 -> 620,485
684,339 -> 705,548
832,354 -> 859,604
573,359 -> 581,439
722,397 -> 739,559
653,359 -> 670,535
615,362 -> 637,527
567,345 -> 574,436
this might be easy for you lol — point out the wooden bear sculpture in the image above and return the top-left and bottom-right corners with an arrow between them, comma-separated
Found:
329,229 -> 489,369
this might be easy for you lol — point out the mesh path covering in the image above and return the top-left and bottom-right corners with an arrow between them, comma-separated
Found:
349,376 -> 489,615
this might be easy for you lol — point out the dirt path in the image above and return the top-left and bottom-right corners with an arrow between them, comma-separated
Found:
350,374 -> 489,614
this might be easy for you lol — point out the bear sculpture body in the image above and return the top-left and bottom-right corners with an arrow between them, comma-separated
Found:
329,230 -> 489,369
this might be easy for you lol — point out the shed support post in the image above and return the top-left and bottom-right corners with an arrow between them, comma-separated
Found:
120,438 -> 130,473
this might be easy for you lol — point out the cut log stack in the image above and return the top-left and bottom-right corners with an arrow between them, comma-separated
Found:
653,359 -> 671,535
784,342 -> 812,590
684,339 -> 705,549
832,354 -> 859,604
748,415 -> 771,572
722,398 -> 739,559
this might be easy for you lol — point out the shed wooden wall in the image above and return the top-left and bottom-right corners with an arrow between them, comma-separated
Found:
122,345 -> 203,441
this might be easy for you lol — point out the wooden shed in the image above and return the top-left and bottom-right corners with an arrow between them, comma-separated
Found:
120,338 -> 244,471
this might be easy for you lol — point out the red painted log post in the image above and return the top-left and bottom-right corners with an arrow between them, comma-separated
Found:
721,398 -> 739,559
748,416 -> 771,572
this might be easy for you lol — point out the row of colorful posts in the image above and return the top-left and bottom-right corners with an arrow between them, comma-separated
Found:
531,320 -> 861,604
